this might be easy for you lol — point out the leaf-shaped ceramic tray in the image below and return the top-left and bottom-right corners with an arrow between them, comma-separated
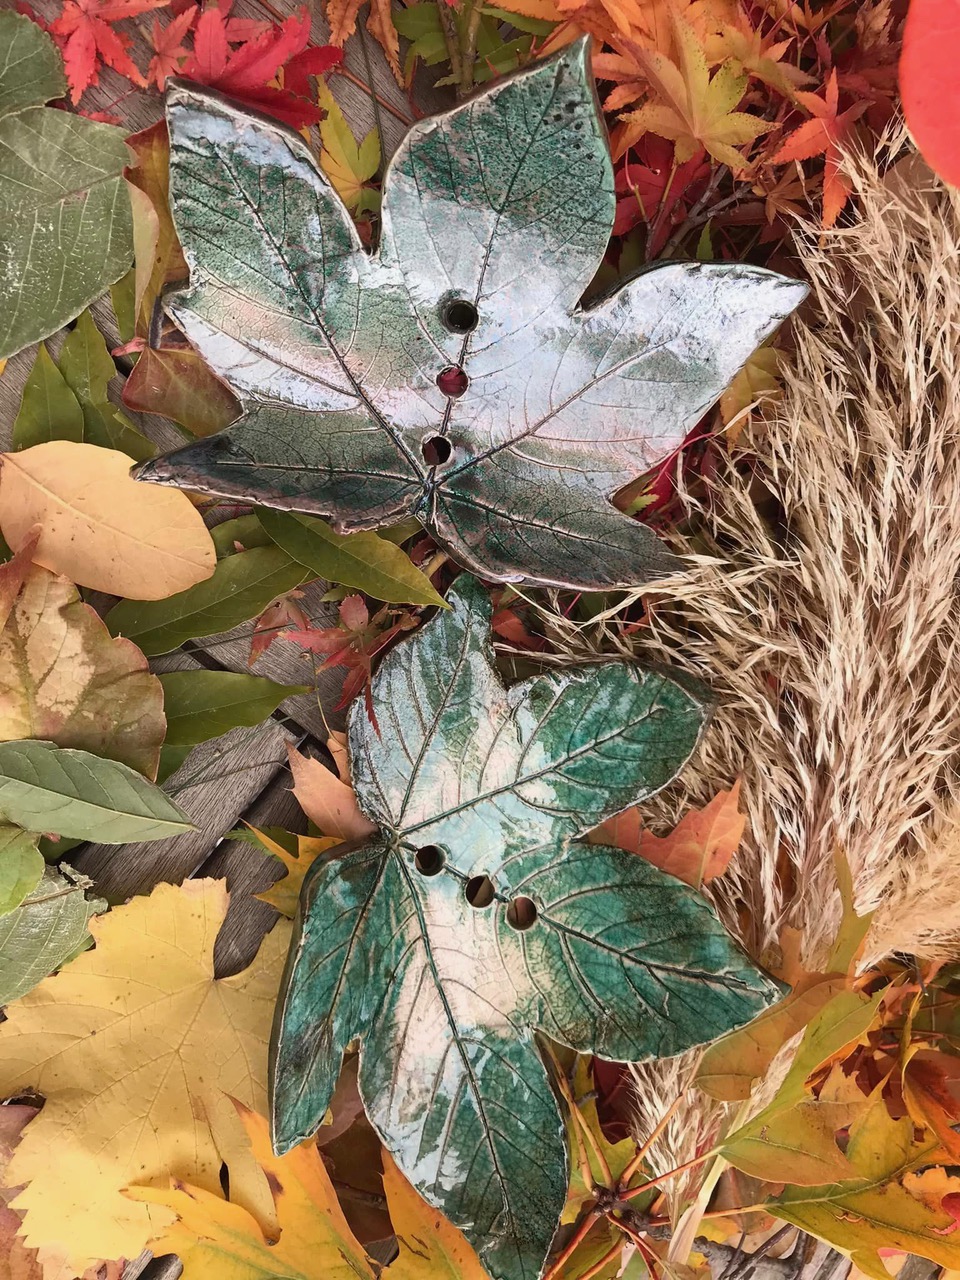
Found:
270,576 -> 783,1280
136,40 -> 807,591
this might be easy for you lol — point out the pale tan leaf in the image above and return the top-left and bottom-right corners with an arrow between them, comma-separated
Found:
0,564 -> 165,778
0,443 -> 216,600
286,744 -> 376,841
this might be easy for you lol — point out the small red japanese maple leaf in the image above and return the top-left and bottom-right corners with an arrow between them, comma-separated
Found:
249,589 -> 310,664
147,5 -> 195,90
283,596 -> 417,730
181,0 -> 337,128
769,70 -> 869,228
613,134 -> 710,253
50,0 -> 170,101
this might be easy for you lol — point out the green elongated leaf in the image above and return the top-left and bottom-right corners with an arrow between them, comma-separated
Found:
0,865 -> 104,1005
106,545 -> 310,656
136,44 -> 805,592
258,509 -> 445,606
59,311 -> 155,461
0,825 -> 43,916
157,743 -> 192,784
59,310 -> 116,403
12,343 -> 84,450
0,12 -> 65,118
0,741 -> 194,842
211,514 -> 272,557
158,670 -> 309,744
271,575 -> 782,1280
0,22 -> 133,360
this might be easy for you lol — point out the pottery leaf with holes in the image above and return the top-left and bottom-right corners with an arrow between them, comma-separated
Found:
270,575 -> 783,1280
136,41 -> 806,591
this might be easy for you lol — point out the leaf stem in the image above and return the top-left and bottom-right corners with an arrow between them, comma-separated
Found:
330,65 -> 412,125
542,1211 -> 601,1280
459,0 -> 484,95
435,0 -> 463,88
618,1095 -> 683,1191
617,1150 -> 718,1202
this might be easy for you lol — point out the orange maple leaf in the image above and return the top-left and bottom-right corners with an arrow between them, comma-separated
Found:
619,13 -> 771,167
768,70 -> 869,227
590,778 -> 746,889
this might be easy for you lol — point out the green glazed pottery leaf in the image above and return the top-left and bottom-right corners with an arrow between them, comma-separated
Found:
270,575 -> 783,1280
0,15 -> 133,360
0,741 -> 194,843
136,41 -> 807,591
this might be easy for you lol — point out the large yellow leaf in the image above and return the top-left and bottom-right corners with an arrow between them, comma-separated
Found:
381,1149 -> 489,1280
131,1106 -> 376,1280
133,1109 -> 488,1280
0,879 -> 290,1275
0,443 -> 216,600
0,564 -> 165,778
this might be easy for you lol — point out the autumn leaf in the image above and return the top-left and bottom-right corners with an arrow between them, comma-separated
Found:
324,0 -> 400,82
591,779 -> 744,888
247,826 -> 340,917
124,122 -> 188,335
316,81 -> 381,215
130,1104 -> 375,1280
382,1148 -> 490,1280
902,1048 -> 960,1162
147,5 -> 194,89
0,442 -> 216,600
0,563 -> 165,778
283,596 -> 418,727
900,0 -> 960,188
1,1104 -> 124,1280
768,70 -> 869,228
619,14 -> 772,166
0,879 -> 290,1273
50,0 -> 170,102
182,1 -> 327,128
122,347 -> 240,437
249,589 -> 309,663
286,743 -> 377,841
719,346 -> 784,444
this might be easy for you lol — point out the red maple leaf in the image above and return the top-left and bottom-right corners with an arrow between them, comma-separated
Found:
613,133 -> 710,254
283,597 -> 417,730
768,70 -> 869,228
181,0 -> 333,128
50,0 -> 170,102
147,4 -> 195,89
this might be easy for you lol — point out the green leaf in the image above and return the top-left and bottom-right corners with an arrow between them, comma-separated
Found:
211,514 -> 273,557
257,509 -> 445,606
136,43 -> 805,591
12,343 -> 84,450
0,13 -> 65,118
157,742 -> 192,784
271,575 -> 781,1280
158,670 -> 309,744
59,311 -> 155,460
111,267 -> 137,343
0,22 -> 133,360
59,310 -> 116,403
0,740 -> 194,842
0,825 -> 44,916
106,545 -> 310,656
0,865 -> 104,1005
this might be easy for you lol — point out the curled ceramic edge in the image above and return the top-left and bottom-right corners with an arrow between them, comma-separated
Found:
268,574 -> 785,1280
134,41 -> 808,592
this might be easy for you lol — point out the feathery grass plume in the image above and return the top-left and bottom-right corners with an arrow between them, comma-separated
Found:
522,132 -> 960,1211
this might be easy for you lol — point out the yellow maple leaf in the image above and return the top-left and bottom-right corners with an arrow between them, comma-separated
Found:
0,879 -> 291,1275
316,82 -> 381,215
247,826 -> 340,918
132,1108 -> 489,1280
620,13 -> 771,167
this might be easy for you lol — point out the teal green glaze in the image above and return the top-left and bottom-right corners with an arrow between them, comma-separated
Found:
136,41 -> 807,591
270,577 -> 784,1280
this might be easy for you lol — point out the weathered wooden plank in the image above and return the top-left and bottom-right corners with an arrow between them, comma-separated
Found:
72,717 -> 296,900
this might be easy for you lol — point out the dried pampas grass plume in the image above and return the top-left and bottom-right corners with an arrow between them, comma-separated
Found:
536,132 -> 960,1195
